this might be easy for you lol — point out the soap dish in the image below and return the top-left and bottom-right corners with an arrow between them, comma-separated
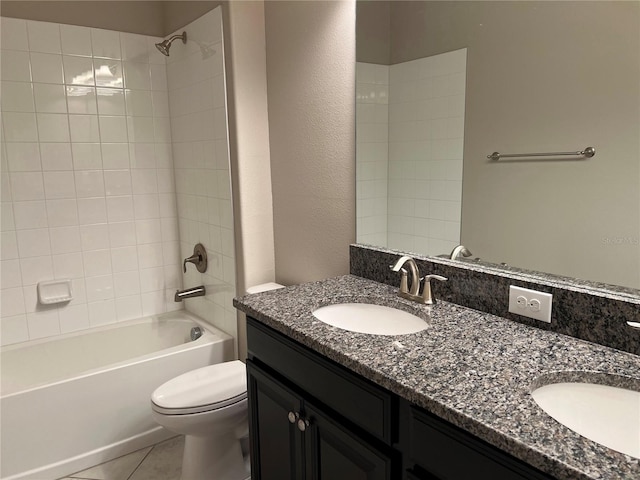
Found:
38,279 -> 73,305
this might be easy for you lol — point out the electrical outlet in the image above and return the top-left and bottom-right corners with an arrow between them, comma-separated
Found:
508,286 -> 552,323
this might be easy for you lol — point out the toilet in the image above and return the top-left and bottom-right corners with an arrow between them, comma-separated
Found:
150,282 -> 284,480
151,360 -> 249,480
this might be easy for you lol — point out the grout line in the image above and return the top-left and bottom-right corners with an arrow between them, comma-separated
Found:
125,443 -> 156,480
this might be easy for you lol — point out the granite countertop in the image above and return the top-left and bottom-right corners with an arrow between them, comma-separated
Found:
234,275 -> 640,480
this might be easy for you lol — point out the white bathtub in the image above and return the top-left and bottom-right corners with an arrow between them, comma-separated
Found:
0,311 -> 235,480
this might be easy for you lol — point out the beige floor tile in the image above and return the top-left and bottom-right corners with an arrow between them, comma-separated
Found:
128,436 -> 183,480
67,447 -> 152,480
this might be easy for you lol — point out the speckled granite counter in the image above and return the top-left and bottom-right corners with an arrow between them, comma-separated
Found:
234,275 -> 640,480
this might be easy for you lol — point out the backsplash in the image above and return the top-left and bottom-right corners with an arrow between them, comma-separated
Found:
351,244 -> 640,355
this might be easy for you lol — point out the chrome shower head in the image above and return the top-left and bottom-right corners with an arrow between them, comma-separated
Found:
155,31 -> 187,57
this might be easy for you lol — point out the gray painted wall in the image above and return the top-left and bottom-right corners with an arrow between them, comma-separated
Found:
265,0 -> 356,285
0,1 -> 218,36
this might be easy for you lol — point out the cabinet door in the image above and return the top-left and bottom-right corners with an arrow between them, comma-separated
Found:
247,360 -> 304,480
304,402 -> 393,480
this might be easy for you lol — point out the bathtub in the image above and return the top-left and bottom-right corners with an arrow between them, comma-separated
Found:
0,311 -> 235,480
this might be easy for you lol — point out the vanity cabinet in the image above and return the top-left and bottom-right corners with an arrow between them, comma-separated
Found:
246,318 -> 397,480
247,318 -> 554,480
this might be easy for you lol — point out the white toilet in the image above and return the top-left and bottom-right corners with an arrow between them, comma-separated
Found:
151,360 -> 249,480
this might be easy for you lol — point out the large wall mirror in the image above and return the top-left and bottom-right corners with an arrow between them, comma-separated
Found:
355,0 -> 640,290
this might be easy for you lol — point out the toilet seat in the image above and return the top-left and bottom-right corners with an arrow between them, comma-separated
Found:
151,360 -> 247,415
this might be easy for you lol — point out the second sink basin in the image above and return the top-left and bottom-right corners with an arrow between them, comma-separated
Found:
312,303 -> 427,335
531,382 -> 640,459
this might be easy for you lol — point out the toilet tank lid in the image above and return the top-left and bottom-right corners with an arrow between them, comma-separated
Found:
246,282 -> 285,294
152,360 -> 247,410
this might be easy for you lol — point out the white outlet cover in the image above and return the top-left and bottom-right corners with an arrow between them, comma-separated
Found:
508,285 -> 552,323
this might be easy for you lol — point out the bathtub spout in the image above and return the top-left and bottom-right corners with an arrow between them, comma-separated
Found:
175,285 -> 206,302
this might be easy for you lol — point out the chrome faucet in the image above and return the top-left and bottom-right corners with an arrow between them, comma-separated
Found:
174,285 -> 206,302
390,256 -> 447,305
450,245 -> 472,260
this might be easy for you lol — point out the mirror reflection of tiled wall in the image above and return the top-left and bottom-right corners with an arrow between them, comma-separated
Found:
356,48 -> 466,256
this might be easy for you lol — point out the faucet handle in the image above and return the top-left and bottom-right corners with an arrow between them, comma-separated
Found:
421,274 -> 448,305
183,243 -> 208,273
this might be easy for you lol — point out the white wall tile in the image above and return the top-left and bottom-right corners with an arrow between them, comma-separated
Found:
3,21 -> 178,344
1,50 -> 31,82
59,304 -> 90,333
2,259 -> 24,288
63,56 -> 94,86
52,252 -> 84,279
3,112 -> 38,141
93,59 -> 123,88
115,295 -> 143,321
83,249 -> 112,276
1,287 -> 26,317
126,90 -> 153,116
1,231 -> 19,260
74,170 -> 105,198
13,201 -> 48,229
37,113 -> 70,142
20,255 -> 54,285
123,61 -> 151,90
44,171 -> 76,199
91,28 -> 121,60
85,274 -> 114,302
30,52 -> 64,84
47,199 -> 78,227
88,299 -> 116,326
1,81 -> 35,112
121,33 -> 149,63
60,25 -> 92,56
99,116 -> 128,142
50,226 -> 81,254
106,195 -> 134,222
104,169 -> 132,195
66,86 -> 98,114
77,197 -> 107,224
17,228 -> 51,257
69,114 -> 100,142
27,21 -> 61,54
101,143 -> 130,169
97,88 -> 126,115
72,143 -> 102,170
10,172 -> 44,201
1,17 -> 29,51
80,224 -> 110,251
33,83 -> 67,113
41,143 -> 73,170
111,246 -> 138,273
1,314 -> 29,346
113,271 -> 140,298
5,142 -> 40,172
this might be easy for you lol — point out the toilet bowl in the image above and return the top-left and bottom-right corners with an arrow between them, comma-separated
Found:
151,360 -> 249,480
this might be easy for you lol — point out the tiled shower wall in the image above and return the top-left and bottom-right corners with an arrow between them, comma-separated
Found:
356,49 -> 467,256
168,8 -> 238,339
0,18 -> 181,345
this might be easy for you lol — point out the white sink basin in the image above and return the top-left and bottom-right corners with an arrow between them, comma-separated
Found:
312,303 -> 427,335
531,382 -> 640,459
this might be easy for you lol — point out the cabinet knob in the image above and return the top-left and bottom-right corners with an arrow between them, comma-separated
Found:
297,418 -> 310,432
288,411 -> 299,424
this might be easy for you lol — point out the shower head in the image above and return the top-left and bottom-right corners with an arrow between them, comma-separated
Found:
155,31 -> 187,57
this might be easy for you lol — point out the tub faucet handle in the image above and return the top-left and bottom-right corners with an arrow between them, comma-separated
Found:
183,243 -> 208,273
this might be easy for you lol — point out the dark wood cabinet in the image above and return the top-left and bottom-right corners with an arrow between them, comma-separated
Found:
247,360 -> 394,480
246,317 -> 555,480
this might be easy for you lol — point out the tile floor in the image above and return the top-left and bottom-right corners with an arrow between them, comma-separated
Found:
59,436 -> 184,480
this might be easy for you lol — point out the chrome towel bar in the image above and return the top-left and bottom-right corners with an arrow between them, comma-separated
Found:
488,146 -> 595,161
